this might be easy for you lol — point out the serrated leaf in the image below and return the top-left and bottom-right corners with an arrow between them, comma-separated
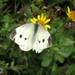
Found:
54,53 -> 64,63
59,37 -> 74,46
42,58 -> 52,67
57,46 -> 74,57
42,50 -> 54,67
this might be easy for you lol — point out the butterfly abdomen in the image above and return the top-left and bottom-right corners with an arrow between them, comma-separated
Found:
34,23 -> 39,34
32,23 -> 39,43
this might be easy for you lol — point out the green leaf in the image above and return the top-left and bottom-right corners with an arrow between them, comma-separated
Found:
67,64 -> 75,75
52,62 -> 58,73
0,47 -> 8,55
9,48 -> 20,58
31,4 -> 38,11
50,17 -> 63,34
42,58 -> 52,67
42,50 -> 54,67
2,38 -> 11,49
3,14 -> 12,23
8,23 -> 20,32
54,52 -> 64,63
9,61 -> 19,73
59,37 -> 74,46
0,61 -> 7,75
0,0 -> 8,2
0,61 -> 6,68
51,66 -> 67,75
25,6 -> 32,17
57,46 -> 74,57
25,69 -> 35,75
48,0 -> 66,6
36,68 -> 43,75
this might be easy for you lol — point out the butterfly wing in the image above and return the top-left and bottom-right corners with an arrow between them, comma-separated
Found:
9,23 -> 35,51
33,25 -> 52,53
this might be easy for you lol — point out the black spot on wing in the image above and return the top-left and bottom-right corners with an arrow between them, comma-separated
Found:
19,34 -> 22,38
48,36 -> 52,46
42,39 -> 45,42
19,34 -> 27,40
9,30 -> 16,40
24,38 -> 27,40
38,39 -> 45,43
38,41 -> 40,43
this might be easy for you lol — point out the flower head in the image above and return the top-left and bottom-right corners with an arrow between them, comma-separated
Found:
67,6 -> 75,22
30,14 -> 51,29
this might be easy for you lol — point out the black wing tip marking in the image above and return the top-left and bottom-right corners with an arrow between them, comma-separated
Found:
9,30 -> 16,40
48,36 -> 52,46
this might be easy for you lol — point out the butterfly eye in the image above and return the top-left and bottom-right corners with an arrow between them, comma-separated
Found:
42,39 -> 45,42
19,34 -> 22,38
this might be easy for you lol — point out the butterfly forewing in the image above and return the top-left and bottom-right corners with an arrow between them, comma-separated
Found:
10,23 -> 35,51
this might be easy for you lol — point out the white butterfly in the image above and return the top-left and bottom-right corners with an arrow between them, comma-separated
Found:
9,23 -> 52,53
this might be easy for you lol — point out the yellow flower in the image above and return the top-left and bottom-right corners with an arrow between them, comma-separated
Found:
30,14 -> 51,29
67,6 -> 75,22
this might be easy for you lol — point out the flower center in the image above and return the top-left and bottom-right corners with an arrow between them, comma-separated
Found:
38,20 -> 44,26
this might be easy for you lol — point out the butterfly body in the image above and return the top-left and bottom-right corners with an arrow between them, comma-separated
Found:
10,23 -> 52,53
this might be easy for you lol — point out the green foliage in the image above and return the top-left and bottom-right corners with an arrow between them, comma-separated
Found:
47,0 -> 67,6
0,0 -> 75,75
66,64 -> 75,75
41,49 -> 54,67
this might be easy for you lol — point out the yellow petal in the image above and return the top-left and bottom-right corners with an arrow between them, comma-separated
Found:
43,15 -> 46,22
67,13 -> 71,18
37,15 -> 40,20
33,18 -> 37,22
67,6 -> 70,13
44,19 -> 50,24
72,19 -> 75,22
30,18 -> 36,24
45,25 -> 51,29
41,14 -> 44,20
